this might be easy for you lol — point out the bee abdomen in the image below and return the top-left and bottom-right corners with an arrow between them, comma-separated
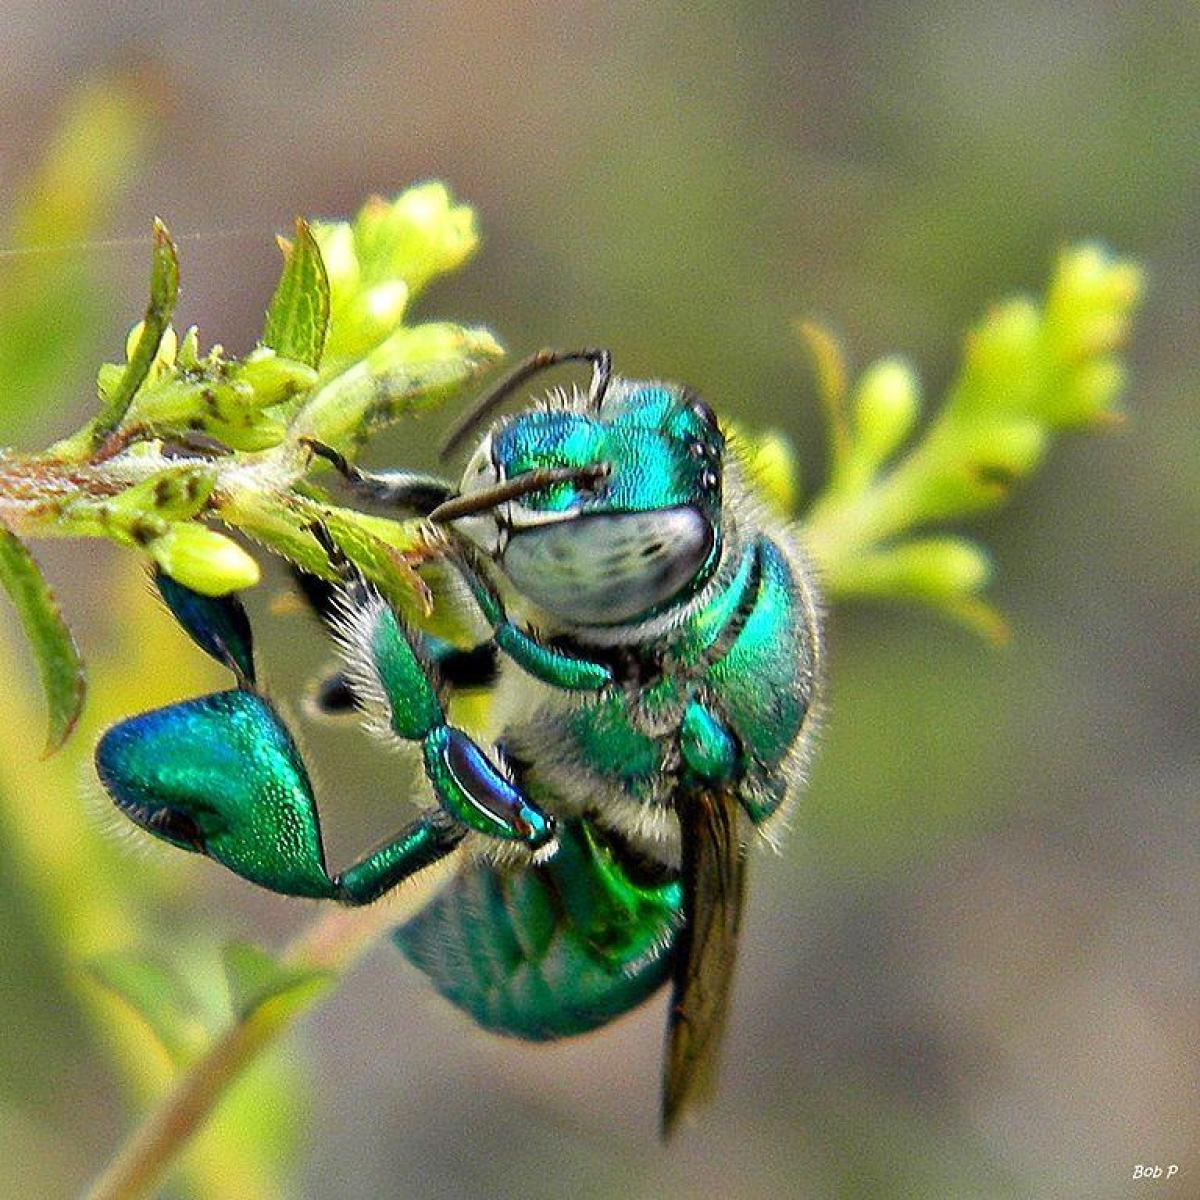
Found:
394,820 -> 681,1039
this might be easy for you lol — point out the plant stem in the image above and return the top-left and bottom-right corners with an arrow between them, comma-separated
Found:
84,864 -> 454,1200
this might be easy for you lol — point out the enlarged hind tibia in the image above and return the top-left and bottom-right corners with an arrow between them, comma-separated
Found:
95,688 -> 465,904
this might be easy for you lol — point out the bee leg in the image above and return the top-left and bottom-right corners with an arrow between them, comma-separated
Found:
302,437 -> 455,515
306,669 -> 358,718
97,688 -> 337,898
96,687 -> 465,902
154,569 -> 256,686
314,528 -> 557,856
291,554 -> 497,720
453,551 -> 613,692
332,808 -> 464,905
308,634 -> 498,721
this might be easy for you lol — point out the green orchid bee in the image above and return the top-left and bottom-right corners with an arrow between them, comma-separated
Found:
95,349 -> 823,1134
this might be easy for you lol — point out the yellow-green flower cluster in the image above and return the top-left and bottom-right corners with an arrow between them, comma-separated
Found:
787,244 -> 1142,638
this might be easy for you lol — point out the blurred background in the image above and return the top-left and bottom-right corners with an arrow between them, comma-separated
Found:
0,3 -> 1196,1197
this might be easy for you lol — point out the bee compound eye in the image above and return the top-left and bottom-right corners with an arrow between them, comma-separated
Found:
688,396 -> 718,429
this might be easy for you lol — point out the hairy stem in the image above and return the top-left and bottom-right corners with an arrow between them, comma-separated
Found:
84,862 -> 455,1200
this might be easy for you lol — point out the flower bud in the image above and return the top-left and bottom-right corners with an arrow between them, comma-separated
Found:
843,537 -> 993,600
745,430 -> 800,514
853,357 -> 920,465
235,348 -> 318,407
150,525 -> 260,596
963,418 -> 1048,488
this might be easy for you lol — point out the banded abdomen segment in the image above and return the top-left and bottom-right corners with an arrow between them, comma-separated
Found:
394,820 -> 682,1039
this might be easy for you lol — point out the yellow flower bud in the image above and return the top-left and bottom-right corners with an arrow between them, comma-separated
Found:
853,357 -> 920,464
745,430 -> 800,515
150,525 -> 260,596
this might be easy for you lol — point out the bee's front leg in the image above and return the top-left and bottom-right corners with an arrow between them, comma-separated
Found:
452,550 -> 613,692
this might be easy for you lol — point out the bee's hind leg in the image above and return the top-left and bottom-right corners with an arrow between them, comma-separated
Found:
310,525 -> 558,860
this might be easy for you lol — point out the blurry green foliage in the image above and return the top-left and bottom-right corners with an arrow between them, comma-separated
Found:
0,78 -> 331,1200
0,75 -> 155,436
0,59 -> 1146,1200
790,244 -> 1142,639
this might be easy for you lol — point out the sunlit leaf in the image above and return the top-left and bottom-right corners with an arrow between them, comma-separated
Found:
0,520 -> 85,753
86,950 -> 209,1065
264,218 -> 330,370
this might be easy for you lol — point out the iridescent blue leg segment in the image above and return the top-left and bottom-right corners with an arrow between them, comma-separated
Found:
154,570 -> 256,685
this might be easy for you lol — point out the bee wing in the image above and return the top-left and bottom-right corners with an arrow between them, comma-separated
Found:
661,785 -> 747,1138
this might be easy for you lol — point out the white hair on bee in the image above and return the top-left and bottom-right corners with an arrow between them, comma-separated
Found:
622,916 -> 683,980
530,835 -> 560,866
535,382 -> 590,415
80,760 -> 179,865
467,827 -> 559,870
326,585 -> 407,749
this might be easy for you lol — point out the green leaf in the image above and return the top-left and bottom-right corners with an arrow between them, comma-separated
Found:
263,218 -> 330,370
92,219 -> 179,444
221,941 -> 333,1022
85,950 -> 210,1065
0,520 -> 85,753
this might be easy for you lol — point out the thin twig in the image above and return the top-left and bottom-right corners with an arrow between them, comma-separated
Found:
84,864 -> 453,1200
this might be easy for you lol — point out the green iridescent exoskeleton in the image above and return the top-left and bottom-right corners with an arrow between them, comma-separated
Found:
398,820 -> 682,1039
95,348 -> 823,1135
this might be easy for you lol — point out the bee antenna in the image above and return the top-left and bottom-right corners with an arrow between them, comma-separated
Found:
427,462 -> 611,524
439,347 -> 612,461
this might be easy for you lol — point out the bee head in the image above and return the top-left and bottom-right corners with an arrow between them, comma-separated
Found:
442,379 -> 725,626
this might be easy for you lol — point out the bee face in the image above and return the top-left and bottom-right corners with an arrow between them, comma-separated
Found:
450,379 -> 725,625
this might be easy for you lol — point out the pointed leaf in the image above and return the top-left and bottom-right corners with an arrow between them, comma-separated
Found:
93,218 -> 179,443
0,520 -> 85,753
221,940 -> 333,1022
264,218 -> 330,370
85,950 -> 209,1065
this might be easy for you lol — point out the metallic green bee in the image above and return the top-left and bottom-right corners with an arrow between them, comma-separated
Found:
95,350 -> 823,1134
